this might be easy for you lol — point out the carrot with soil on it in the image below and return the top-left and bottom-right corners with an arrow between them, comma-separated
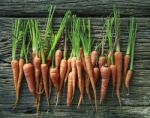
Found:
114,7 -> 122,106
81,18 -> 97,111
125,17 -> 137,94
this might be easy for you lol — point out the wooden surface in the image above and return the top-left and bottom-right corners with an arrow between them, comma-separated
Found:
0,0 -> 150,118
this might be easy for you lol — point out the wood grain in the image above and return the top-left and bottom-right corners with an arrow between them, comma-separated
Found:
0,17 -> 150,117
0,0 -> 150,17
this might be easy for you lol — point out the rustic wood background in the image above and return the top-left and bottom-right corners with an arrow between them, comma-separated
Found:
0,0 -> 150,118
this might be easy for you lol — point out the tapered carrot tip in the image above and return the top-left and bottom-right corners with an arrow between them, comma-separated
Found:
125,70 -> 133,94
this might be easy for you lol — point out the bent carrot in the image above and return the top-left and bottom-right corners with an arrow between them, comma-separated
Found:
16,59 -> 24,104
64,58 -> 71,87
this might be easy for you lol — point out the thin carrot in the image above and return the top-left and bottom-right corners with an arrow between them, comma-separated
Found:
71,57 -> 77,100
85,73 -> 92,103
67,72 -> 73,107
114,7 -> 122,106
81,18 -> 97,111
100,65 -> 110,104
125,17 -> 137,94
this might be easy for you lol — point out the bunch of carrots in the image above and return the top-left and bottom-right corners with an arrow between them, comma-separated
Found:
11,5 -> 137,113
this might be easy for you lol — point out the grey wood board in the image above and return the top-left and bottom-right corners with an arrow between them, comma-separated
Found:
0,0 -> 150,17
0,17 -> 150,117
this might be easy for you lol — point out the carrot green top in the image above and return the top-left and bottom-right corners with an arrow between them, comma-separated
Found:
81,18 -> 91,56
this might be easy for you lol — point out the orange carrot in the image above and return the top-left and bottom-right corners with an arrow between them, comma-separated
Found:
71,57 -> 77,100
124,55 -> 130,82
64,58 -> 71,86
80,48 -> 86,71
16,59 -> 24,104
107,51 -> 113,67
93,67 -> 100,85
55,49 -> 63,68
41,64 -> 50,110
67,72 -> 73,107
85,73 -> 92,103
114,51 -> 122,106
110,64 -> 117,95
76,59 -> 84,106
98,56 -> 106,69
49,67 -> 59,92
11,60 -> 19,91
85,56 -> 97,110
33,56 -> 41,95
91,50 -> 99,67
100,65 -> 110,104
125,70 -> 133,93
23,63 -> 35,96
56,59 -> 67,106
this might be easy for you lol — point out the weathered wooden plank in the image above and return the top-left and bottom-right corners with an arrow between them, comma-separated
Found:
0,0 -> 150,17
0,106 -> 150,118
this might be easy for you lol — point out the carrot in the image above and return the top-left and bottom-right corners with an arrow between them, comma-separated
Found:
41,64 -> 50,110
123,55 -> 130,81
93,67 -> 100,85
67,72 -> 73,107
85,73 -> 92,103
71,57 -> 77,100
33,56 -> 41,95
81,18 -> 97,111
11,60 -> 19,92
50,67 -> 59,92
16,59 -> 24,104
23,63 -> 35,96
125,17 -> 137,94
55,49 -> 63,68
91,50 -> 99,67
100,65 -> 110,104
64,58 -> 71,87
56,59 -> 67,106
46,57 -> 51,67
80,48 -> 86,71
113,7 -> 123,106
98,56 -> 106,70
76,59 -> 84,107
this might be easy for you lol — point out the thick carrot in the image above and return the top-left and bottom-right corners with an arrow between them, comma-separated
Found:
110,64 -> 117,95
23,63 -> 35,96
33,56 -> 41,95
71,57 -> 77,100
55,49 -> 63,68
93,67 -> 100,85
100,65 -> 110,104
16,59 -> 24,104
67,72 -> 73,107
41,64 -> 50,110
76,59 -> 84,105
114,51 -> 122,106
49,67 -> 59,92
85,73 -> 92,103
85,56 -> 97,110
91,50 -> 99,67
11,60 -> 19,91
